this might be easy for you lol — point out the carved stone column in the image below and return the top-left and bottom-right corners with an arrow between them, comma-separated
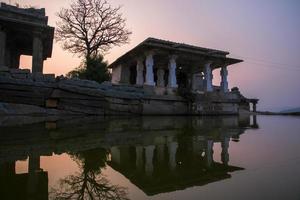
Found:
253,102 -> 257,112
136,58 -> 144,85
204,61 -> 213,92
220,66 -> 229,92
32,31 -> 44,73
206,140 -> 214,167
157,68 -> 165,87
156,144 -> 165,163
145,145 -> 155,176
0,25 -> 6,66
135,146 -> 144,170
10,51 -> 21,69
168,55 -> 178,88
0,162 -> 15,177
27,154 -> 41,197
253,115 -> 258,127
191,73 -> 204,91
110,146 -> 121,165
120,65 -> 130,84
28,154 -> 40,174
145,52 -> 155,86
167,141 -> 178,170
221,137 -> 230,165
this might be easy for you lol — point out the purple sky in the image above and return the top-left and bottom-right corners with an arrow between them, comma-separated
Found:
4,0 -> 300,111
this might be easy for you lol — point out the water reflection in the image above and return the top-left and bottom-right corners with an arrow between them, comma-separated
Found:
0,115 -> 258,199
0,155 -> 48,200
51,149 -> 129,200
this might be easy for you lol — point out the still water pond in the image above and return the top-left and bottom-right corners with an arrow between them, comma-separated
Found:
0,115 -> 299,200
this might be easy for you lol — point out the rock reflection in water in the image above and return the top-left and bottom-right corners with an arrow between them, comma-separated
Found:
0,115 -> 258,199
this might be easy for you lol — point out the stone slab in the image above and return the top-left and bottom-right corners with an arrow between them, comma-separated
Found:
50,89 -> 105,101
10,68 -> 30,74
59,98 -> 106,108
11,73 -> 27,79
57,103 -> 104,115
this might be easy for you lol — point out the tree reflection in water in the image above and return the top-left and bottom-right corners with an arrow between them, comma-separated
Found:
50,148 -> 129,200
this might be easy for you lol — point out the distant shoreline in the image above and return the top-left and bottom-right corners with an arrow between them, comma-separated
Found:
257,111 -> 300,116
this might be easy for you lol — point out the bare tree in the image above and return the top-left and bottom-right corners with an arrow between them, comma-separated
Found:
50,149 -> 129,200
50,171 -> 129,200
56,0 -> 132,59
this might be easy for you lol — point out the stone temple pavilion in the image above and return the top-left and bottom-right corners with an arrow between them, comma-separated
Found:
0,3 -> 54,73
110,37 -> 240,93
109,37 -> 258,114
0,4 -> 257,115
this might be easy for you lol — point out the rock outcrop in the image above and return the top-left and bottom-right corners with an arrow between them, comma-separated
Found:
0,67 -> 150,115
0,67 -> 247,116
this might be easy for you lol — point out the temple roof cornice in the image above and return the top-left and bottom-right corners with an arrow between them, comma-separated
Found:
108,37 -> 243,69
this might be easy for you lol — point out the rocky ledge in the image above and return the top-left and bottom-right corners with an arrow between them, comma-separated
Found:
0,66 -> 148,115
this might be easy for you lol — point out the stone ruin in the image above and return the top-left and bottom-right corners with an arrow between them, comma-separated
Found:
0,3 -> 258,116
0,3 -> 54,73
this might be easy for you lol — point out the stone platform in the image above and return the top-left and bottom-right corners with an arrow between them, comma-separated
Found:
0,67 -> 246,116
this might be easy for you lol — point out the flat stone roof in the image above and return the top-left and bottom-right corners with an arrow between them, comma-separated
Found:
109,37 -> 243,69
0,3 -> 48,26
0,3 -> 54,58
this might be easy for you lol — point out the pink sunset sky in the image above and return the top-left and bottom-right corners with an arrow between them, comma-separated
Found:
2,0 -> 300,111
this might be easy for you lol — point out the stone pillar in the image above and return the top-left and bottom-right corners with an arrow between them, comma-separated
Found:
156,144 -> 165,163
167,141 -> 178,170
111,146 -> 121,165
120,65 -> 130,84
253,115 -> 258,127
204,62 -> 213,92
221,137 -> 230,165
10,51 -> 21,69
112,64 -> 122,84
0,26 -> 6,66
145,52 -> 155,86
145,145 -> 155,176
136,58 -> 144,85
0,162 -> 15,177
253,102 -> 257,112
27,155 -> 41,197
220,66 -> 229,92
28,154 -> 40,174
32,32 -> 44,73
191,73 -> 204,91
192,136 -> 203,155
168,55 -> 178,88
157,68 -> 165,87
135,146 -> 144,170
206,140 -> 214,167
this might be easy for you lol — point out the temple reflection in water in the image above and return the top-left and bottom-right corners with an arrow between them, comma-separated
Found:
0,115 -> 258,199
